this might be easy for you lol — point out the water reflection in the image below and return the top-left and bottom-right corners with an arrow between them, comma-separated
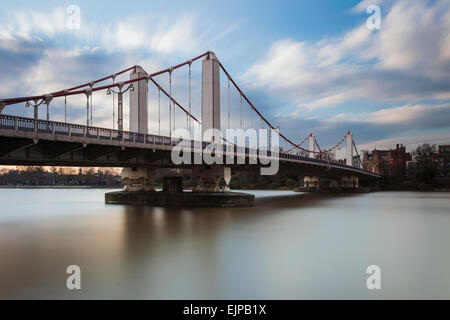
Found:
1,189 -> 450,299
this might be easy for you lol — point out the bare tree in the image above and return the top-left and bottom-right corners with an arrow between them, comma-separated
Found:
413,144 -> 438,184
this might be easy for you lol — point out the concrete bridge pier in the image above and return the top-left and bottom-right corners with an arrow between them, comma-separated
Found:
330,179 -> 339,188
340,175 -> 359,188
302,176 -> 339,191
106,166 -> 253,207
295,175 -> 362,193
105,53 -> 254,207
303,176 -> 320,190
192,166 -> 231,192
122,167 -> 155,192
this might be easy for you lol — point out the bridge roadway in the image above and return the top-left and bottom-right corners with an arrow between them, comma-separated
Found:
0,114 -> 380,180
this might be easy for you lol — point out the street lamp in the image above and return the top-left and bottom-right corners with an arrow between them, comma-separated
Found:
106,82 -> 134,132
43,94 -> 53,121
85,88 -> 92,126
25,98 -> 45,133
44,94 -> 53,130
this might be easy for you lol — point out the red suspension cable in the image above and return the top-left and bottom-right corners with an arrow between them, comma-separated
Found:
218,61 -> 341,154
149,78 -> 200,124
353,139 -> 364,168
314,138 -> 322,153
2,52 -> 210,106
1,50 -> 360,158
285,135 -> 310,153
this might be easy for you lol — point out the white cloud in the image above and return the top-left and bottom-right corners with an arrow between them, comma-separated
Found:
328,103 -> 450,125
0,8 -> 67,41
368,103 -> 450,124
0,6 -> 238,131
149,15 -> 198,54
243,0 -> 450,112
110,14 -> 201,54
0,8 -> 233,56
116,21 -> 148,49
359,133 -> 450,152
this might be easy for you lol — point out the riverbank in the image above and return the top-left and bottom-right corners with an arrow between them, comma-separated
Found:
1,185 -> 449,192
380,187 -> 450,192
0,185 -> 120,189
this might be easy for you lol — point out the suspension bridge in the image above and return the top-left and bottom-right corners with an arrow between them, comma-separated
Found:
0,51 -> 380,206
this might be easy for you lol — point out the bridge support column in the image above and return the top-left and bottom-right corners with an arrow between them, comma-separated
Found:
121,167 -> 155,192
295,176 -> 361,193
192,166 -> 231,193
202,52 -> 221,138
106,166 -> 253,207
33,105 -> 38,134
191,52 -> 232,193
346,131 -> 353,167
340,175 -> 359,188
304,176 -> 320,189
352,176 -> 359,188
308,134 -> 315,158
130,66 -> 148,134
330,179 -> 339,188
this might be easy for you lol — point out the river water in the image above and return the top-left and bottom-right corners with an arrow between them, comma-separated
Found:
0,189 -> 449,299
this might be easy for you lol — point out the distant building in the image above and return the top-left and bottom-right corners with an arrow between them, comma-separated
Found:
439,145 -> 450,177
363,143 -> 412,176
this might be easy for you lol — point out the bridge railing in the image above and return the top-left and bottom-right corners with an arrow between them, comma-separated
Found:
54,122 -> 70,135
0,114 -> 380,177
70,124 -> 85,137
0,115 -> 15,130
98,128 -> 111,140
17,118 -> 35,132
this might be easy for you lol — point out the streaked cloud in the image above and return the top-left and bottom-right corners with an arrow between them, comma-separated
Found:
243,0 -> 450,112
0,0 -> 449,151
0,6 -> 236,130
328,103 -> 450,125
358,133 -> 450,152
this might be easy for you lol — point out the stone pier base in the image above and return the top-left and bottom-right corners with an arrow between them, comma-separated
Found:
105,191 -> 255,207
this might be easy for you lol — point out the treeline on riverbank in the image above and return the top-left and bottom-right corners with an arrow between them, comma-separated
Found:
380,175 -> 450,191
1,166 -> 449,191
0,167 -> 121,187
0,167 -> 301,190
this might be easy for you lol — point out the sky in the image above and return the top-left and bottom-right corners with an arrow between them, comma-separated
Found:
0,0 -> 450,152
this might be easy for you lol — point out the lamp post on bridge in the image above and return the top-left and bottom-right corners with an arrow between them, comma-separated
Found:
25,98 -> 45,133
85,88 -> 92,126
43,94 -> 52,122
43,94 -> 53,131
106,82 -> 134,132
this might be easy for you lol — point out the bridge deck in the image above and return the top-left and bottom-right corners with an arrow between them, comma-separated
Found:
0,114 -> 380,179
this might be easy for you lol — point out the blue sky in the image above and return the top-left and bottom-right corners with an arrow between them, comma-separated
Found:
1,0 -> 450,151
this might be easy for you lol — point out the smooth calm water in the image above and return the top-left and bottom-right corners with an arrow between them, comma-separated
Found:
0,189 -> 450,299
